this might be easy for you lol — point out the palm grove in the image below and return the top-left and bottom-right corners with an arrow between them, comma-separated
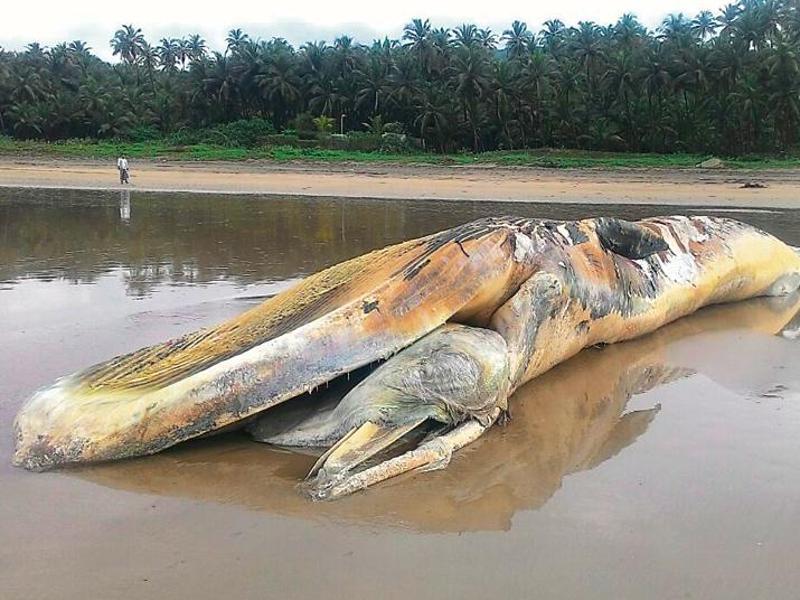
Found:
1,1 -> 800,155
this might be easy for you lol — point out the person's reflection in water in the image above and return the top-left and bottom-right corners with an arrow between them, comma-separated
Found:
119,189 -> 131,223
74,292 -> 800,533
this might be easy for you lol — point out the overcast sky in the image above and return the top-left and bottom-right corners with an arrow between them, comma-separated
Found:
3,0 -> 720,60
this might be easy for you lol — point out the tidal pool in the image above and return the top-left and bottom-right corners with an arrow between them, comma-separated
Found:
1,189 -> 799,599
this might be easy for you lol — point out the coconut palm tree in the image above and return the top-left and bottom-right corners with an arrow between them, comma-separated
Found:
4,5 -> 800,154
157,38 -> 179,72
503,21 -> 533,60
226,29 -> 250,55
571,21 -> 605,96
477,29 -> 497,50
255,50 -> 301,127
453,24 -> 481,48
403,18 -> 434,74
415,89 -> 453,151
659,14 -> 694,45
449,45 -> 489,150
614,13 -> 646,50
111,25 -> 145,64
186,34 -> 207,63
692,10 -> 718,40
355,55 -> 389,114
540,20 -> 566,54
766,33 -> 800,146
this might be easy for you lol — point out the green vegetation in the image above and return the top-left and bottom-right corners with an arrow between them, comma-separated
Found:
1,3 -> 800,157
3,136 -> 799,169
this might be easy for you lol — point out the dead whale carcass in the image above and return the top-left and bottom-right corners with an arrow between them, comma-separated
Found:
12,216 -> 800,499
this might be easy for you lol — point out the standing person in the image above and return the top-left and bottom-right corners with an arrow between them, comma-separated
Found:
117,155 -> 130,184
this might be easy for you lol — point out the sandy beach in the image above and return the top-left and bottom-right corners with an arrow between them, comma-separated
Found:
1,156 -> 799,208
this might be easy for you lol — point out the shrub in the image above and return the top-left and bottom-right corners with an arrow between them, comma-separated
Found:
380,132 -> 411,153
264,133 -> 301,146
123,124 -> 161,142
313,116 -> 335,133
346,132 -> 383,151
213,118 -> 275,147
382,121 -> 404,135
291,113 -> 316,139
165,118 -> 275,148
166,128 -> 205,146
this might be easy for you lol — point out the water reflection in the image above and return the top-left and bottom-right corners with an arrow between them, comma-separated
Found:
2,188 -> 799,296
75,294 -> 800,532
119,189 -> 131,223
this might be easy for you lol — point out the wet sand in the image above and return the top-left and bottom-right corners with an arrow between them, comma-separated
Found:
2,157 -> 800,208
2,190 -> 800,599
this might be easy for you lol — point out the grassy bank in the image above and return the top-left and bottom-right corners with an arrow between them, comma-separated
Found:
2,137 -> 800,170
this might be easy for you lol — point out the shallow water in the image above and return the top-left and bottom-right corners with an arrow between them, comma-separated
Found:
1,189 -> 800,599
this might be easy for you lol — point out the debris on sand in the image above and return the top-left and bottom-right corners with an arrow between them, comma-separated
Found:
740,181 -> 767,189
697,157 -> 725,168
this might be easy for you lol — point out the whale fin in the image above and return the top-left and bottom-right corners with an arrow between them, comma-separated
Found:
13,220 -> 519,471
594,218 -> 669,260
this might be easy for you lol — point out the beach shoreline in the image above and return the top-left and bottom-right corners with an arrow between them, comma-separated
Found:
1,156 -> 799,208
